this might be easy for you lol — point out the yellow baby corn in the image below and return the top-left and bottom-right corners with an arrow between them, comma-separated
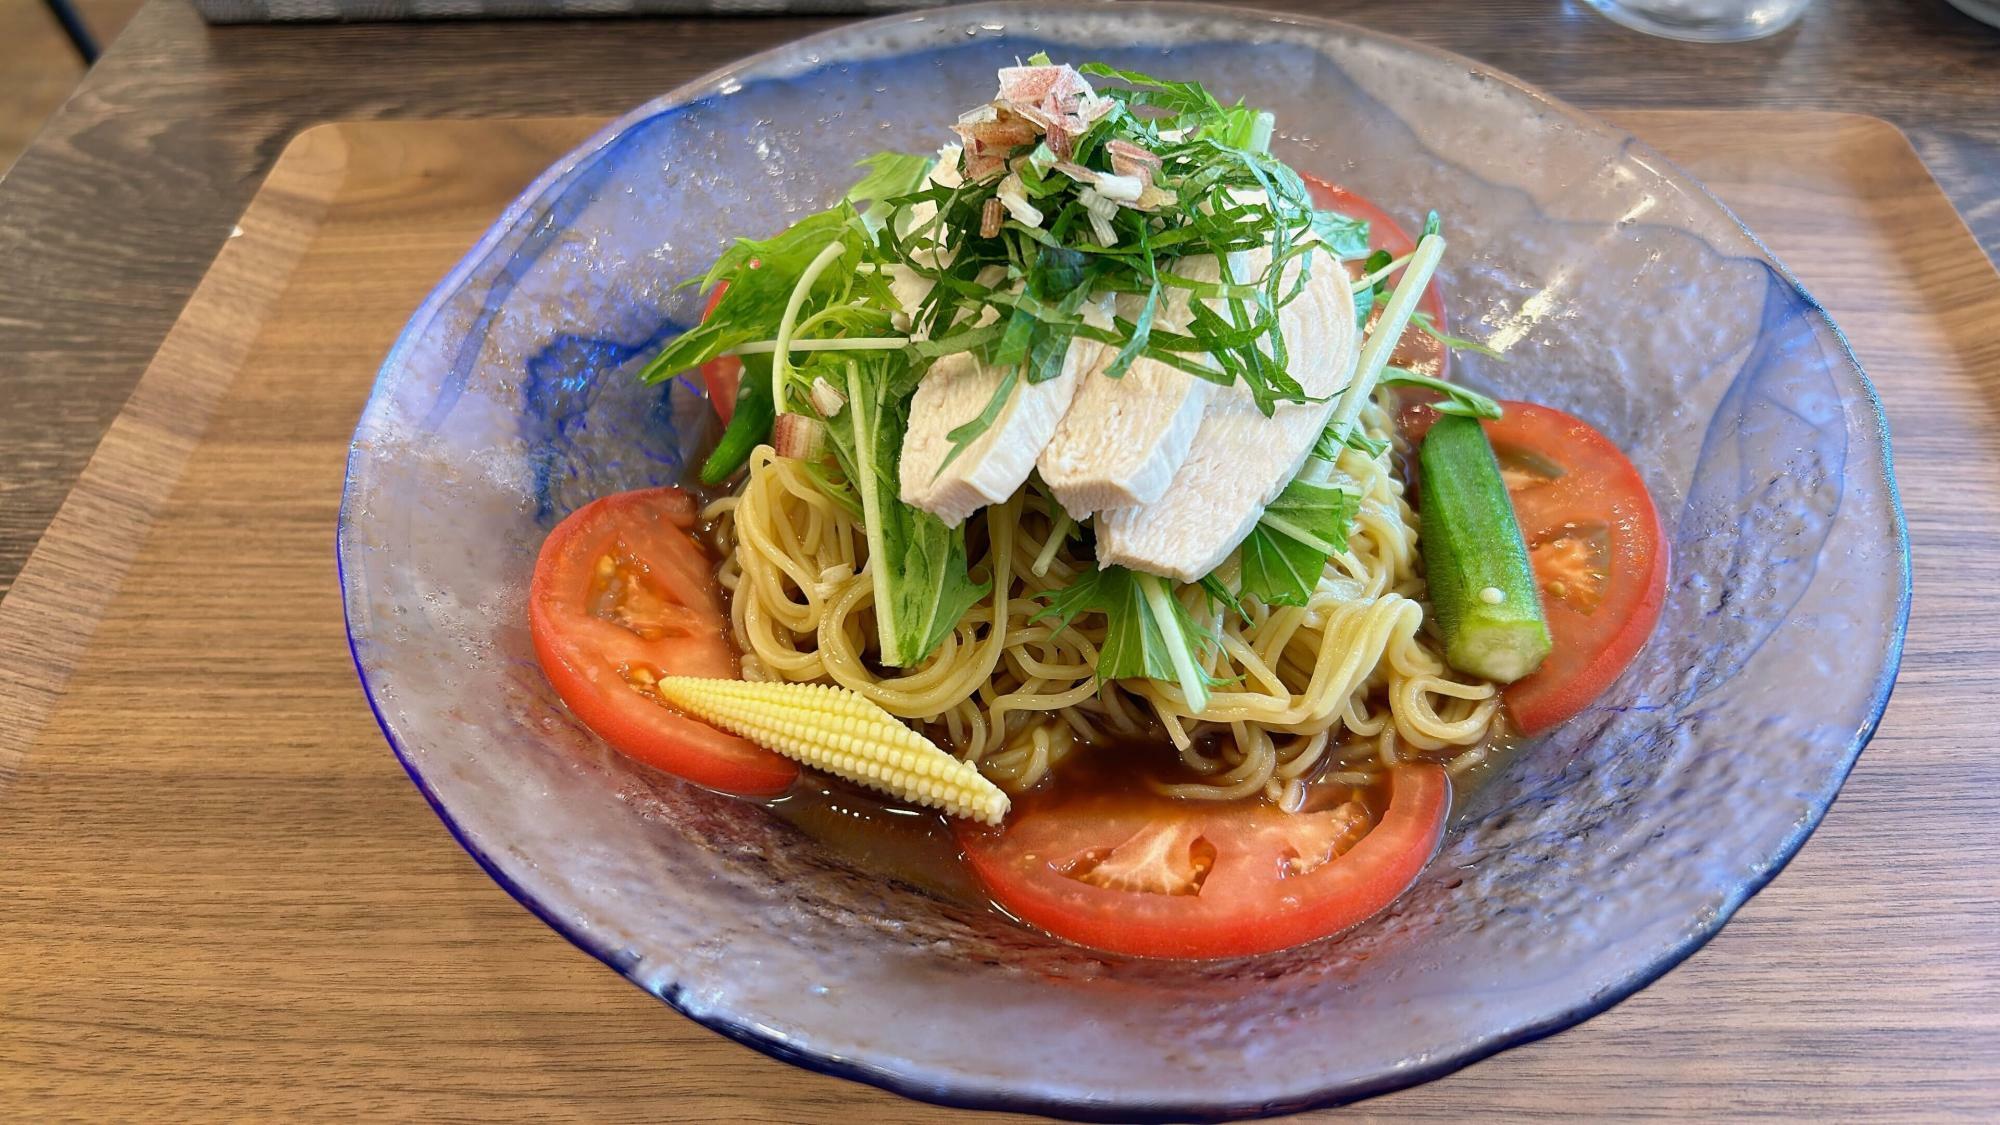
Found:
654,677 -> 1010,825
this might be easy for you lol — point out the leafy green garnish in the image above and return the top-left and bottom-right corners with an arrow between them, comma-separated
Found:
1344,430 -> 1391,457
1237,470 -> 1360,606
1410,311 -> 1504,358
846,151 -> 936,232
644,151 -> 920,388
1000,244 -> 1088,383
637,208 -> 872,384
1209,106 -> 1275,153
795,459 -> 864,521
1312,418 -> 1388,460
1310,211 -> 1372,261
1197,572 -> 1247,618
824,355 -> 990,667
1076,62 -> 1230,119
1034,566 -> 1220,711
1352,247 -> 1393,331
1380,367 -> 1503,420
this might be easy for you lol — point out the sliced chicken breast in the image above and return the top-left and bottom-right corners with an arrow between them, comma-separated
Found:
1095,244 -> 1358,582
895,213 -> 1114,526
899,334 -> 1106,527
1035,251 -> 1248,516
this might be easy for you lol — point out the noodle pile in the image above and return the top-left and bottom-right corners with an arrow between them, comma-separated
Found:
703,391 -> 1500,811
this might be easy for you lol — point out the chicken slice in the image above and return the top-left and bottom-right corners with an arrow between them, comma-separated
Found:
895,220 -> 1115,527
1094,244 -> 1358,582
1035,251 -> 1249,516
898,335 -> 1106,527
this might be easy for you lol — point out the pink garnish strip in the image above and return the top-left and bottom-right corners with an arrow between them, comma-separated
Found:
772,413 -> 829,460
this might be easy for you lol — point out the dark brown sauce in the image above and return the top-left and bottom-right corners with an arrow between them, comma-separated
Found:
1443,722 -> 1525,828
1019,731 -> 1399,821
754,723 -> 1529,907
764,778 -> 980,905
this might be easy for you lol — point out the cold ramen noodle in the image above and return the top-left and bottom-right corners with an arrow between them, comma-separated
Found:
528,61 -> 1670,959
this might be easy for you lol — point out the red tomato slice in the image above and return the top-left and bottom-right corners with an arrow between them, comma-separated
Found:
697,282 -> 741,424
529,486 -> 798,796
957,764 -> 1448,959
1491,404 -> 1668,732
1299,173 -> 1449,381
1406,401 -> 1668,733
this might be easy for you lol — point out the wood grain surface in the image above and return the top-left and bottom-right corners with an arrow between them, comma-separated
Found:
0,109 -> 1993,1120
0,0 -> 146,173
0,0 -> 1996,604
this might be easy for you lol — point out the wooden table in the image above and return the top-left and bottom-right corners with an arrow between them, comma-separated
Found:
1,2 -> 1996,1120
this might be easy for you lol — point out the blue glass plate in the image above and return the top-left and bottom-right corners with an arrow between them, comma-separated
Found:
337,3 -> 1911,1117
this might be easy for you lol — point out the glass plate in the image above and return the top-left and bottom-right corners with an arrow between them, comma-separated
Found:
337,3 -> 1911,1117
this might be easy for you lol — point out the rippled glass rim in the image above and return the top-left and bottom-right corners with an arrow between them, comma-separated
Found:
336,3 -> 1913,1117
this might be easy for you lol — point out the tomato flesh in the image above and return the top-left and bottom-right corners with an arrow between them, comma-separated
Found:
957,764 -> 1449,959
1493,403 -> 1668,732
697,282 -> 741,424
529,487 -> 797,796
1299,174 -> 1449,382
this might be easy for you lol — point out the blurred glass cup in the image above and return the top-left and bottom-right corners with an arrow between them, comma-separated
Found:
1583,0 -> 1814,41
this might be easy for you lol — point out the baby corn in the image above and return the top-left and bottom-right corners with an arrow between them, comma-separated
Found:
654,677 -> 1010,825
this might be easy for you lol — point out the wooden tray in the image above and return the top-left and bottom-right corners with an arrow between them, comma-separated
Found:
2,112 -> 1994,1120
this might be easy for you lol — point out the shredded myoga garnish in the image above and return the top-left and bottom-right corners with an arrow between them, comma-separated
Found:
530,57 -> 1668,958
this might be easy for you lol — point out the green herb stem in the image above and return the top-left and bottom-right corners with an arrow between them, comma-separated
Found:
1410,311 -> 1505,358
1349,251 -> 1414,293
1137,572 -> 1211,713
1030,508 -> 1071,578
1251,513 -> 1338,557
770,238 -> 852,408
1380,366 -> 1504,419
730,336 -> 911,357
1329,233 -> 1445,442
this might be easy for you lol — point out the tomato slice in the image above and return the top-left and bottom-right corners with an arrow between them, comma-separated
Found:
697,282 -> 741,424
529,487 -> 798,796
957,764 -> 1448,959
1491,404 -> 1668,732
1299,173 -> 1448,381
1406,401 -> 1668,733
